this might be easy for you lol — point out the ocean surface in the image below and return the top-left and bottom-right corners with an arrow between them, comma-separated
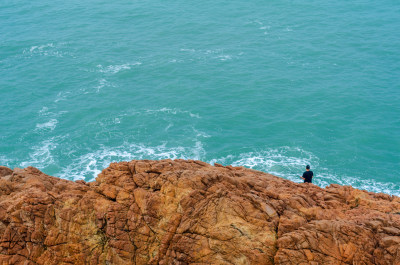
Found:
1,0 -> 399,195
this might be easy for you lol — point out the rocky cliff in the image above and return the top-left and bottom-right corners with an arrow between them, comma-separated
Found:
0,160 -> 399,265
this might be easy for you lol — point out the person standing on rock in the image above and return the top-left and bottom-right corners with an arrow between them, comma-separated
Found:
301,165 -> 314,183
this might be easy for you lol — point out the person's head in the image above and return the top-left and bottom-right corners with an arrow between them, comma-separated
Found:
306,165 -> 310,170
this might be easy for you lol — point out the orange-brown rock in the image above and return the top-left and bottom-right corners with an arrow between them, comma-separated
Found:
0,160 -> 399,265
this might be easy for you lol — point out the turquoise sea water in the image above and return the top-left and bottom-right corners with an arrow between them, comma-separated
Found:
1,0 -> 399,195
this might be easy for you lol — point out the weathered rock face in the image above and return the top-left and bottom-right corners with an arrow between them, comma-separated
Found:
0,160 -> 399,265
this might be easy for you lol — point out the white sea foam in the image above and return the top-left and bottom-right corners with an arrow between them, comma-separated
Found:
56,141 -> 206,181
54,91 -> 70,102
0,155 -> 11,167
247,20 -> 270,35
210,147 -> 316,178
38,107 -> 49,115
20,139 -> 58,168
29,43 -> 54,52
192,128 -> 211,138
216,55 -> 232,61
180,48 -> 235,63
97,62 -> 141,74
144,108 -> 201,118
23,43 -> 67,58
35,119 -> 58,131
37,107 -> 68,118
94,78 -> 115,92
165,123 -> 173,131
88,108 -> 200,129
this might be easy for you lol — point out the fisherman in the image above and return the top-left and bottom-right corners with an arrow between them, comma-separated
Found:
301,165 -> 314,183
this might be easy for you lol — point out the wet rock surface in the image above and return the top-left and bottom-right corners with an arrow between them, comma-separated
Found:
0,161 -> 399,264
